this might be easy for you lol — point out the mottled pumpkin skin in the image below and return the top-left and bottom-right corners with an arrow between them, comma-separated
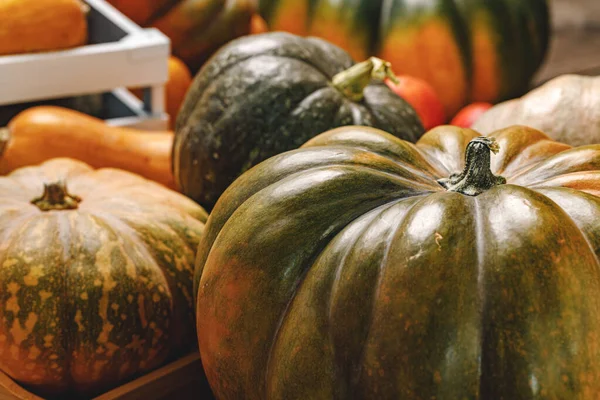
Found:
0,159 -> 207,398
174,32 -> 424,210
259,0 -> 550,116
195,125 -> 600,399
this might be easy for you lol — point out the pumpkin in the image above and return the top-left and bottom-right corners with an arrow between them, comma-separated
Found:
258,0 -> 551,116
195,124 -> 600,399
473,74 -> 600,147
174,32 -> 425,210
107,0 -> 256,71
0,107 -> 175,189
0,158 -> 207,398
0,0 -> 88,56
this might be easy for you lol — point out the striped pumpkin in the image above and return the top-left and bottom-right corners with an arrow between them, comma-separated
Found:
0,159 -> 207,398
259,0 -> 550,116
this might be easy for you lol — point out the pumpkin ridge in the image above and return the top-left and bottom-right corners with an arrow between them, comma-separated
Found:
192,153 -> 434,300
348,196 -> 425,395
0,213 -> 72,394
56,212 -> 75,395
509,146 -> 600,187
264,198 -> 412,397
67,212 -> 172,386
197,164 -> 431,397
85,208 -> 196,334
534,187 -> 600,258
475,185 -> 600,396
494,139 -> 569,177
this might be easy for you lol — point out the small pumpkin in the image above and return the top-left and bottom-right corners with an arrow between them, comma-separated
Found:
0,0 -> 88,56
174,32 -> 425,210
0,107 -> 175,188
107,0 -> 256,71
196,124 -> 600,399
473,74 -> 600,147
259,0 -> 551,116
0,158 -> 207,398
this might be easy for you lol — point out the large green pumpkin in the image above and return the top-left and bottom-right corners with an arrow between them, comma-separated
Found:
0,159 -> 207,398
174,32 -> 424,210
195,125 -> 600,399
259,0 -> 550,116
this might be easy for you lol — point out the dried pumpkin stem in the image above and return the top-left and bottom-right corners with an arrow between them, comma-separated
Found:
438,137 -> 506,196
31,181 -> 82,211
331,57 -> 398,102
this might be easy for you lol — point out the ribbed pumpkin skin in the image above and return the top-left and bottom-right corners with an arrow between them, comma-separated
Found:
174,32 -> 424,210
195,125 -> 600,399
259,0 -> 550,116
107,0 -> 255,71
0,159 -> 207,398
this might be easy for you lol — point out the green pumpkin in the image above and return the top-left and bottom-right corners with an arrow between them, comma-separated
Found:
195,125 -> 600,399
259,0 -> 550,116
0,159 -> 207,398
174,32 -> 424,210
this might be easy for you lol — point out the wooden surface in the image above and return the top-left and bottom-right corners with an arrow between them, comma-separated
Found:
0,353 -> 215,400
536,0 -> 600,84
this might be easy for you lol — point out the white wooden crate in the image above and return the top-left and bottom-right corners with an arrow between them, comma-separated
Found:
0,0 -> 170,128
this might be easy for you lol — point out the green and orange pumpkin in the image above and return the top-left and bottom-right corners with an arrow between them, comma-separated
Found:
107,0 -> 257,70
259,0 -> 550,116
195,124 -> 600,399
0,159 -> 207,398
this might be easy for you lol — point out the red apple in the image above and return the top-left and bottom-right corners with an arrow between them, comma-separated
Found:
386,75 -> 446,131
450,102 -> 493,128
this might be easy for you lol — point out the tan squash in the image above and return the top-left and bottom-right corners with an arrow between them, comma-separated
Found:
473,74 -> 600,147
0,0 -> 88,56
0,107 -> 175,189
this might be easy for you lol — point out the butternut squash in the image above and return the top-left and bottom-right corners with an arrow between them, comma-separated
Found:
0,107 -> 175,189
0,0 -> 88,56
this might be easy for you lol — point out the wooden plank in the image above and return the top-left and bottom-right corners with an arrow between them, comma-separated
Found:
535,0 -> 600,84
0,353 -> 213,400
535,29 -> 600,85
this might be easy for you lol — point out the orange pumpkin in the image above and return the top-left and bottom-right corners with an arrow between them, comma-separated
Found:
0,158 -> 206,398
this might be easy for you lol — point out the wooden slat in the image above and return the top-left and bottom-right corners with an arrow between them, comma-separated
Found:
535,28 -> 600,86
0,353 -> 213,400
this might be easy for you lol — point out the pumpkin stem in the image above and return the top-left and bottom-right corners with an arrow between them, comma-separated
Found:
331,57 -> 398,102
0,127 -> 8,158
437,137 -> 506,196
31,181 -> 82,211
